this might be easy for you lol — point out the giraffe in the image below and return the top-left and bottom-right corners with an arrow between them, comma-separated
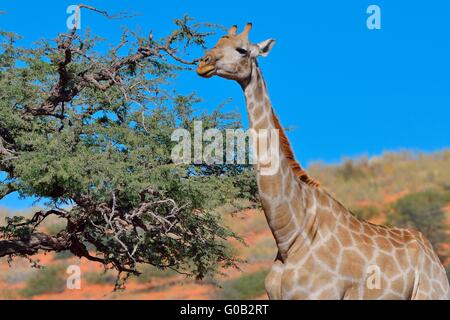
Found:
196,23 -> 450,300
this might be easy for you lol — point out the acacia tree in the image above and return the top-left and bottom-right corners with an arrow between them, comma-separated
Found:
0,11 -> 256,288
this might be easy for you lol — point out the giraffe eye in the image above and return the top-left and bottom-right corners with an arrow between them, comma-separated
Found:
236,47 -> 248,55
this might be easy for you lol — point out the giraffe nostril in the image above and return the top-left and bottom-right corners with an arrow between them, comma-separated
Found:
203,55 -> 212,64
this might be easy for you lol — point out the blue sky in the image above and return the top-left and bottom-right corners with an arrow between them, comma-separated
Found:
1,0 -> 449,209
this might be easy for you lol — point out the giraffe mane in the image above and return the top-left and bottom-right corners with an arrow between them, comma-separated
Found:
270,110 -> 320,188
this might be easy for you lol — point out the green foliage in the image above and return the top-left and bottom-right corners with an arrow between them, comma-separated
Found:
0,216 -> 32,239
337,158 -> 367,181
53,250 -> 72,260
20,266 -> 66,298
242,237 -> 277,263
388,189 -> 450,250
217,269 -> 269,300
85,271 -> 117,285
134,265 -> 178,283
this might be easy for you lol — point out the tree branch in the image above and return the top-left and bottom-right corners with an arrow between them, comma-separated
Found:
78,4 -> 109,17
0,232 -> 68,257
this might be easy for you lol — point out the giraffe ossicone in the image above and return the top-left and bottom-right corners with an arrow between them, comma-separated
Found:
196,23 -> 450,300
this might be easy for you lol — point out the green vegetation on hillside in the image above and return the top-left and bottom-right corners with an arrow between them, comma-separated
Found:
388,189 -> 450,259
309,150 -> 450,208
20,266 -> 66,298
217,269 -> 269,300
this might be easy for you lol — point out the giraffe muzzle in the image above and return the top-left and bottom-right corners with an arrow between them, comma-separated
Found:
196,55 -> 216,78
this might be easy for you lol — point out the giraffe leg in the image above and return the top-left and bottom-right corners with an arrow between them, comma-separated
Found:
265,257 -> 284,300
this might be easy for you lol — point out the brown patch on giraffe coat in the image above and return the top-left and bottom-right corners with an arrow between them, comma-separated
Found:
281,268 -> 296,292
360,244 -> 375,261
388,237 -> 404,248
315,189 -> 329,206
360,234 -> 376,247
290,197 -> 303,218
348,216 -> 361,230
302,189 -> 314,212
401,230 -> 416,243
300,254 -> 319,276
309,271 -> 334,291
292,262 -> 311,287
315,245 -> 338,269
286,172 -> 299,198
419,277 -> 431,293
339,249 -> 366,278
376,251 -> 401,277
271,203 -> 295,239
272,201 -> 292,219
256,115 -> 269,128
386,259 -> 402,278
283,181 -> 293,199
362,223 -> 377,237
375,236 -> 392,249
254,79 -> 264,101
390,276 -> 406,295
326,235 -> 341,253
389,228 -> 403,237
405,241 -> 421,268
394,248 -> 409,269
375,226 -> 389,237
338,225 -> 354,247
252,106 -> 264,122
331,199 -> 348,216
351,231 -> 365,245
316,206 -> 335,230
289,290 -> 310,300
258,175 -> 282,197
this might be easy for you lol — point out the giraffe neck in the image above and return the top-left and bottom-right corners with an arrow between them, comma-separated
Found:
241,60 -> 319,259
241,61 -> 270,129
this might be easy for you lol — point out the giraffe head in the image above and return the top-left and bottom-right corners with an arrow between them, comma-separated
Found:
197,23 -> 275,82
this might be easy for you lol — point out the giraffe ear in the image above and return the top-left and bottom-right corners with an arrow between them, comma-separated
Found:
257,39 -> 276,57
